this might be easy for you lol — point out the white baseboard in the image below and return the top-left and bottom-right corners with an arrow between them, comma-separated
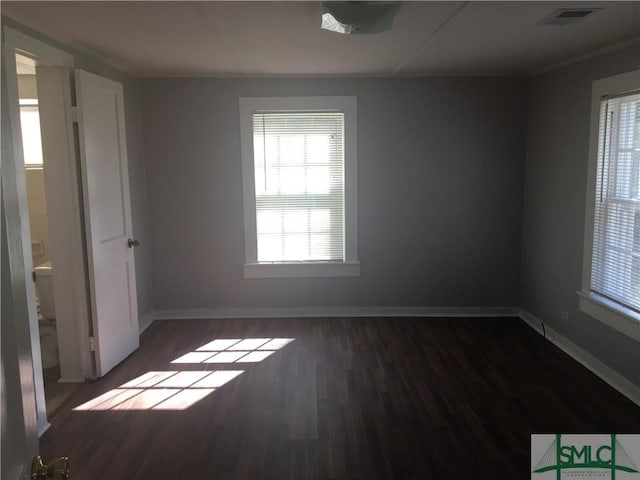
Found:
139,312 -> 155,334
149,306 -> 521,320
57,377 -> 84,383
519,309 -> 546,335
519,309 -> 640,407
37,420 -> 50,437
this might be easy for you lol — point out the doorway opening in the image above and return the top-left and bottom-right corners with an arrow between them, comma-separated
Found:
5,27 -> 142,437
4,27 -> 95,436
15,53 -> 81,418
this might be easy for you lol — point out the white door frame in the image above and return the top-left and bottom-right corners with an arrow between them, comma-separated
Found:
2,32 -> 40,475
2,27 -> 93,433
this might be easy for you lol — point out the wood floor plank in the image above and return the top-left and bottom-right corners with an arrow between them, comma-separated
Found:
40,317 -> 639,479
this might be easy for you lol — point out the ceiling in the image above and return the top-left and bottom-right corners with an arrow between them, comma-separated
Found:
2,1 -> 639,77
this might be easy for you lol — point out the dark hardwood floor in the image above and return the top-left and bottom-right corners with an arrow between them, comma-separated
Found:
40,317 -> 639,479
43,365 -> 81,417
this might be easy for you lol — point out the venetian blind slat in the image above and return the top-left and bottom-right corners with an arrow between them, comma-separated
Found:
591,92 -> 640,311
252,112 -> 345,262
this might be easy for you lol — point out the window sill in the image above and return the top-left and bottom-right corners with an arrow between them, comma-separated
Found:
577,291 -> 640,341
244,261 -> 360,279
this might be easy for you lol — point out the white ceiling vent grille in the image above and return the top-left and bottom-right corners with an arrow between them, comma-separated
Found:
538,8 -> 600,26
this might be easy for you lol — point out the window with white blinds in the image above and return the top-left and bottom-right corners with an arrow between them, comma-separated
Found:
591,91 -> 640,311
239,96 -> 359,278
19,99 -> 44,167
253,112 -> 344,262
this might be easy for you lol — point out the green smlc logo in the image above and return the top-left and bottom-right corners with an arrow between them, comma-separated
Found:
533,434 -> 639,479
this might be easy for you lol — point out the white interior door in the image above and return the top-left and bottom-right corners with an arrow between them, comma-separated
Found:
75,69 -> 139,377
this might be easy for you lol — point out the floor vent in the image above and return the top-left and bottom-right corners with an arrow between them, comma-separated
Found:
538,8 -> 600,26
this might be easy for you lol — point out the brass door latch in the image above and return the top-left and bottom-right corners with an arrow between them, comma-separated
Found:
31,456 -> 70,480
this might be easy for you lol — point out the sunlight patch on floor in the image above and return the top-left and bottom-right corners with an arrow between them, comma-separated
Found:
73,338 -> 295,411
172,337 -> 294,364
73,370 -> 243,411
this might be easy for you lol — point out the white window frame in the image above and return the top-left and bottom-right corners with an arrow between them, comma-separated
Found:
579,69 -> 640,341
239,96 -> 359,278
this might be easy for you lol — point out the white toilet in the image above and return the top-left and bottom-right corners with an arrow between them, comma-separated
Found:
34,261 -> 59,368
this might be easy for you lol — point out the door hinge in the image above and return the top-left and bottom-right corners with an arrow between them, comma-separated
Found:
71,106 -> 79,123
88,336 -> 95,352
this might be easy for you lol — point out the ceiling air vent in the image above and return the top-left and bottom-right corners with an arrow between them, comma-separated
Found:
538,8 -> 600,26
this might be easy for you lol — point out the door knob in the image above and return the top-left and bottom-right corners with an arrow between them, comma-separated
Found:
127,238 -> 140,248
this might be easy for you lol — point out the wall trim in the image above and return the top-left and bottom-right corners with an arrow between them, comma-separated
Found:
531,35 -> 640,76
2,14 -> 135,76
37,421 -> 50,438
148,306 -> 521,320
139,312 -> 155,334
3,26 -> 73,67
519,309 -> 640,407
57,377 -> 84,383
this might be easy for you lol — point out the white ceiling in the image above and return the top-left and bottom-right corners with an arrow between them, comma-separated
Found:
2,1 -> 639,77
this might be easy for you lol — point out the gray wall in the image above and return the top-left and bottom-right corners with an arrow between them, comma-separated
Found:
141,77 -> 527,311
2,16 -> 153,323
520,44 -> 640,387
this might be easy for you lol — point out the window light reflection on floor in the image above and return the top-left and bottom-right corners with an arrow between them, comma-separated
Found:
73,338 -> 295,411
172,337 -> 294,364
73,370 -> 243,411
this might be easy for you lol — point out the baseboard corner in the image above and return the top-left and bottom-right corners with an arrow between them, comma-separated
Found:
139,312 -> 156,334
519,308 -> 640,407
37,420 -> 51,437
